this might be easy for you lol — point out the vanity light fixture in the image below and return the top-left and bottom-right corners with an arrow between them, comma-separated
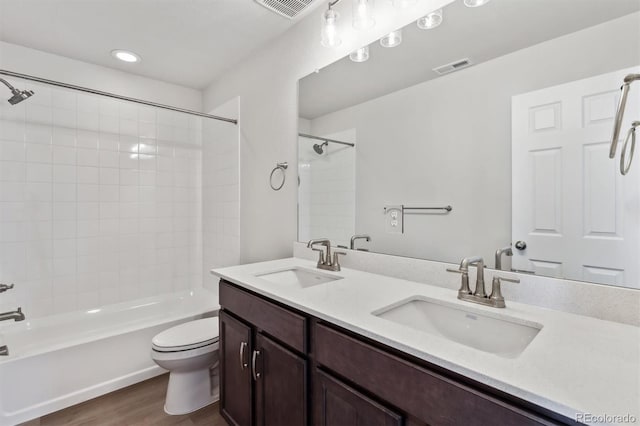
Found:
380,29 -> 402,48
349,45 -> 370,62
417,8 -> 443,30
321,0 -> 343,47
352,0 -> 375,30
111,49 -> 141,63
391,0 -> 417,9
463,0 -> 491,7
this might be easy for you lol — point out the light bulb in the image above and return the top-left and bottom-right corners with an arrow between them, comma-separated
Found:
321,8 -> 342,47
352,0 -> 375,30
391,0 -> 416,9
417,8 -> 443,30
463,0 -> 491,7
111,49 -> 141,63
380,30 -> 402,48
349,46 -> 370,63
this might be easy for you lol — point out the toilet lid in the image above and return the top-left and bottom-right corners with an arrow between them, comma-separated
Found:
152,317 -> 219,350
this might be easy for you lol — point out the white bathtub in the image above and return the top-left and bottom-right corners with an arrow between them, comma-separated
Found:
0,288 -> 219,426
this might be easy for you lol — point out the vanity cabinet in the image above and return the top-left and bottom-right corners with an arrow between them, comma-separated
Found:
219,311 -> 253,426
219,280 -> 574,426
219,281 -> 307,426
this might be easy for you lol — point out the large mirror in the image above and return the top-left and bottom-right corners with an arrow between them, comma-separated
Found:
298,0 -> 640,289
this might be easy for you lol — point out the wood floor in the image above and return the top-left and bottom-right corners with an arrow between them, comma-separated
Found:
21,374 -> 227,426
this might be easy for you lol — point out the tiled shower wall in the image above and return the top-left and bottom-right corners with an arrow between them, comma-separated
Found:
298,129 -> 356,247
0,79 -> 203,318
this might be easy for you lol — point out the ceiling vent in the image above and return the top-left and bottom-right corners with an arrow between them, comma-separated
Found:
255,0 -> 316,19
433,58 -> 473,75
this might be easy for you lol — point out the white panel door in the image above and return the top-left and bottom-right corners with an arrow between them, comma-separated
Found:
512,67 -> 640,288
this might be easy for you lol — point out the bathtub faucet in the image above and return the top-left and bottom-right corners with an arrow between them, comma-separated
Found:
0,307 -> 25,322
0,345 -> 7,356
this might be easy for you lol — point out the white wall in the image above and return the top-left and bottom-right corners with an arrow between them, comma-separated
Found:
204,0 -> 454,263
0,41 -> 202,111
305,13 -> 640,265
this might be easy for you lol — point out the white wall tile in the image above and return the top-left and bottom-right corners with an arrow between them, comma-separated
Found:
53,183 -> 76,202
52,127 -> 76,146
99,150 -> 119,168
0,140 -> 25,161
26,143 -> 52,163
77,148 -> 99,166
53,108 -> 76,129
53,203 -> 76,222
53,164 -> 76,183
76,130 -> 99,148
52,146 -> 76,165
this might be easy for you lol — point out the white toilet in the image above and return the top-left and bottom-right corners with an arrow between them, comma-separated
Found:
151,317 -> 220,415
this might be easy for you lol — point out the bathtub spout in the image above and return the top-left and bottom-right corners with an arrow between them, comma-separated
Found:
0,307 -> 25,322
0,345 -> 8,356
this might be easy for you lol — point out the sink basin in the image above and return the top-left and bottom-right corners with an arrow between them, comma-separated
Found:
256,267 -> 342,288
373,297 -> 542,358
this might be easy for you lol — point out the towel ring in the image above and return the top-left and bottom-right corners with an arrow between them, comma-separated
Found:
621,122 -> 638,176
270,162 -> 288,191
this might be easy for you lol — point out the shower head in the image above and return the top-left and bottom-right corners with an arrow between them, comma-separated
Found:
8,89 -> 34,105
1,78 -> 34,105
313,141 -> 328,155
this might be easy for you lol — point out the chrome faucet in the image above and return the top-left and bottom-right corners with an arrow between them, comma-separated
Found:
462,256 -> 486,297
0,345 -> 7,356
447,256 -> 519,308
307,239 -> 346,272
0,283 -> 14,293
350,234 -> 371,250
0,307 -> 25,322
494,246 -> 513,270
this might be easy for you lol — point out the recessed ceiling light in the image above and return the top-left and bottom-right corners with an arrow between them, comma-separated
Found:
111,49 -> 141,63
463,0 -> 491,7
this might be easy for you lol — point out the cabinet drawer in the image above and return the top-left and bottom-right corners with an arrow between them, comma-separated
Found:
314,323 -> 557,426
220,280 -> 307,353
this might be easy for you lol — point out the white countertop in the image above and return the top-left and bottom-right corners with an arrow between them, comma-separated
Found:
211,257 -> 640,425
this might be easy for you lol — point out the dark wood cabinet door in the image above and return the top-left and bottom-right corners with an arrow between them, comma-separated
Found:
314,368 -> 403,426
220,311 -> 253,426
254,332 -> 307,426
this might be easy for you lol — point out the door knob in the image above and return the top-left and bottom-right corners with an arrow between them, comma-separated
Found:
514,241 -> 527,251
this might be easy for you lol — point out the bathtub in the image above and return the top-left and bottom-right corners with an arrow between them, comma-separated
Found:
0,288 -> 219,426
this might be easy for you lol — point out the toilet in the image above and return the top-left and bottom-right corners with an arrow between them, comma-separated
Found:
151,317 -> 220,415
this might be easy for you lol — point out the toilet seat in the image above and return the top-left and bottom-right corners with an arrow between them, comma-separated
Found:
152,317 -> 219,353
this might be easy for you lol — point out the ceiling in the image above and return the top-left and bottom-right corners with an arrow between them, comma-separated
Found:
299,0 -> 640,119
0,0 -> 322,89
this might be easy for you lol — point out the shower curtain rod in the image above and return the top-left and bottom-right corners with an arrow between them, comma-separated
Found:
299,132 -> 355,147
0,69 -> 238,125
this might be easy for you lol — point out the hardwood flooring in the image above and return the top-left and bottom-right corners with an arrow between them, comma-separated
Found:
21,374 -> 226,426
